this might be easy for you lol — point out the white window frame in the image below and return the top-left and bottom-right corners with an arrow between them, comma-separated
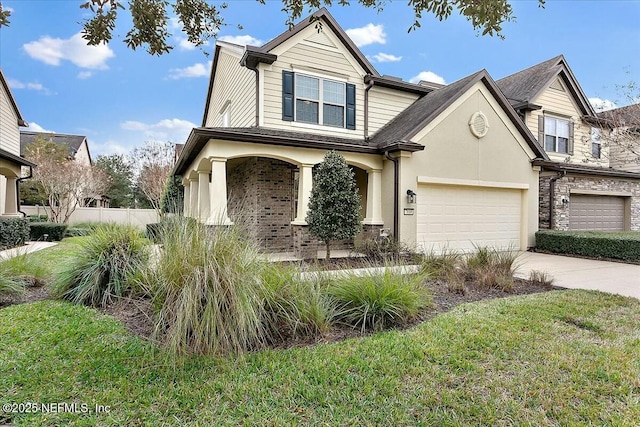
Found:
294,73 -> 346,128
544,116 -> 570,154
591,127 -> 602,159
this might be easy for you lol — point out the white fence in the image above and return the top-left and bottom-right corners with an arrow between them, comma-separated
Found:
21,206 -> 159,228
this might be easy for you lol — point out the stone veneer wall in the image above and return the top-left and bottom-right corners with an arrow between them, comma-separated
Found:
539,174 -> 640,231
227,157 -> 295,252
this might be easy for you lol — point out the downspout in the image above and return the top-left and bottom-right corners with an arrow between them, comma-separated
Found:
364,76 -> 374,139
548,171 -> 565,229
384,151 -> 399,242
16,166 -> 33,218
251,66 -> 260,126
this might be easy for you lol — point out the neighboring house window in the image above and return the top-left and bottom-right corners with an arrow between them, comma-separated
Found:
282,70 -> 356,130
591,127 -> 602,159
540,116 -> 573,154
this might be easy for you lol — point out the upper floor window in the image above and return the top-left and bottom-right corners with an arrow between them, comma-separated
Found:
544,117 -> 570,153
283,71 -> 355,130
591,127 -> 602,159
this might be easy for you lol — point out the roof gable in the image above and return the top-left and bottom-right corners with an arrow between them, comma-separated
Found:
370,69 -> 547,159
20,131 -> 87,157
0,67 -> 27,127
496,55 -> 596,117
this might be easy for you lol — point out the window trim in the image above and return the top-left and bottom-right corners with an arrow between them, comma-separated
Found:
591,127 -> 602,159
543,116 -> 570,154
294,73 -> 346,128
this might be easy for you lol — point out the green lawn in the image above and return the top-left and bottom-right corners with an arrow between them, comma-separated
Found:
1,290 -> 638,426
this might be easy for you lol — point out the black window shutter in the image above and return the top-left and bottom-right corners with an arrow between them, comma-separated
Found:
538,115 -> 545,145
346,83 -> 356,130
568,122 -> 574,155
282,71 -> 294,121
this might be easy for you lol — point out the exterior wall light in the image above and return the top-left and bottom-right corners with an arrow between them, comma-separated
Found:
406,189 -> 417,204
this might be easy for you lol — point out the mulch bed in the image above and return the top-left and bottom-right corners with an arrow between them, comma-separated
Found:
1,272 -> 559,348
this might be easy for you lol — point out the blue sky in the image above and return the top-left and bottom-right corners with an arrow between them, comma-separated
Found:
1,0 -> 639,157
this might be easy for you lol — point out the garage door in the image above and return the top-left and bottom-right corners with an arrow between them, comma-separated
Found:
416,185 -> 522,254
569,195 -> 625,231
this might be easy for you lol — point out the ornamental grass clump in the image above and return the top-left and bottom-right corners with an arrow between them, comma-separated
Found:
51,224 -> 149,307
329,267 -> 431,332
142,218 -> 269,356
0,265 -> 25,299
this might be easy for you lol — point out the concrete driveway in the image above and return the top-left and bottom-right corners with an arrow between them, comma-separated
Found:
516,251 -> 640,299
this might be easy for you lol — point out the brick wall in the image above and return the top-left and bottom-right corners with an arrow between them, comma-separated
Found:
539,173 -> 640,231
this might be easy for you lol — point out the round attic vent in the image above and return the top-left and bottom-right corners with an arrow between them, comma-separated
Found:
469,111 -> 489,138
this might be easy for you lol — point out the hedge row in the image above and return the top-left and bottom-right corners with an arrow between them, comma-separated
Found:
0,218 -> 30,250
29,222 -> 68,242
536,230 -> 640,261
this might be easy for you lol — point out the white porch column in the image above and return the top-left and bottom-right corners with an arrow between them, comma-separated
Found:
2,177 -> 20,217
183,181 -> 191,217
292,163 -> 314,225
363,169 -> 384,225
207,157 -> 232,225
198,170 -> 210,220
189,177 -> 199,219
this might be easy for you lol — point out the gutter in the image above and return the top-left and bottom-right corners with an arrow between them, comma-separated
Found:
384,151 -> 399,242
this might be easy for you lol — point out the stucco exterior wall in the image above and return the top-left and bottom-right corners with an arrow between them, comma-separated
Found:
260,22 -> 366,139
396,82 -> 540,249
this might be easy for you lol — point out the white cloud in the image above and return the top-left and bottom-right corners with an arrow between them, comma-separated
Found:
409,71 -> 446,85
218,35 -> 263,46
345,23 -> 386,47
25,122 -> 54,133
8,78 -> 51,94
5,6 -> 14,13
77,71 -> 93,79
23,32 -> 115,70
168,61 -> 212,79
91,139 -> 130,156
121,118 -> 196,142
176,36 -> 210,51
372,52 -> 402,63
589,97 -> 617,112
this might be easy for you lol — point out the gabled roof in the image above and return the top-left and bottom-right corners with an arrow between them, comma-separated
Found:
370,69 -> 548,159
0,67 -> 28,127
597,104 -> 640,127
257,8 -> 379,77
20,131 -> 87,157
496,55 -> 596,117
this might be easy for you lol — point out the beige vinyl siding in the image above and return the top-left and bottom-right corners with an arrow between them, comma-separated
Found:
304,31 -> 336,48
610,133 -> 640,172
368,86 -> 419,135
0,82 -> 20,156
262,31 -> 366,139
526,82 -> 608,166
205,49 -> 256,128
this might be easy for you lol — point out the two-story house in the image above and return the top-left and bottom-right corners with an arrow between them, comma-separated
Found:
496,56 -> 640,232
597,104 -> 640,174
0,67 -> 35,218
174,8 -> 547,257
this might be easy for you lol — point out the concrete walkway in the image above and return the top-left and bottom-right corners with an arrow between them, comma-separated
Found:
0,241 -> 57,261
515,251 -> 640,299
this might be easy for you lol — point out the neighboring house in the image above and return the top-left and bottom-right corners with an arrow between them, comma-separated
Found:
174,8 -> 547,257
19,131 -> 109,208
597,104 -> 640,173
0,67 -> 35,218
496,56 -> 640,232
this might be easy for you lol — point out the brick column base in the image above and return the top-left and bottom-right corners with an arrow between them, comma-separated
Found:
292,225 -> 318,259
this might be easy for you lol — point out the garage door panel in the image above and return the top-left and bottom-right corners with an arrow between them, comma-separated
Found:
569,195 -> 624,231
417,185 -> 522,254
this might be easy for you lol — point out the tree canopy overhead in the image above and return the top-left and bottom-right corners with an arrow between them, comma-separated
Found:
0,0 -> 545,56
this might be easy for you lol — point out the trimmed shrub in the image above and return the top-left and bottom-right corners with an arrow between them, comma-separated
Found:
139,218 -> 270,356
29,222 -> 68,241
0,217 -> 29,250
536,230 -> 640,261
51,224 -> 149,307
26,214 -> 48,223
329,268 -> 431,332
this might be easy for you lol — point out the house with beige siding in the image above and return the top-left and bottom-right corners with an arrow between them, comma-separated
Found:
0,67 -> 35,218
496,56 -> 640,231
597,104 -> 640,174
174,8 -> 548,257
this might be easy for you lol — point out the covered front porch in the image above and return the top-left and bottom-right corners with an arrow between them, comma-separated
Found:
0,148 -> 34,218
179,139 -> 386,258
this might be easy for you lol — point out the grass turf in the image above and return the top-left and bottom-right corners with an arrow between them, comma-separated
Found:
1,290 -> 638,426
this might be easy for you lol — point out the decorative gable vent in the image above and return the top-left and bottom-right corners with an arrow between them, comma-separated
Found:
550,78 -> 565,91
469,111 -> 489,138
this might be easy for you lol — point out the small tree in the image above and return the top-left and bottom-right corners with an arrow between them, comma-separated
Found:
161,175 -> 184,214
95,154 -> 134,208
307,150 -> 361,260
129,141 -> 175,214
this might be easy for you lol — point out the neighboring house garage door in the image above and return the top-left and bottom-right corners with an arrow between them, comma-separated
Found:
416,185 -> 522,254
569,195 -> 625,231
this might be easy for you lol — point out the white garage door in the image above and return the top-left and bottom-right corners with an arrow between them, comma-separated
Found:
416,185 -> 522,254
569,195 -> 625,231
